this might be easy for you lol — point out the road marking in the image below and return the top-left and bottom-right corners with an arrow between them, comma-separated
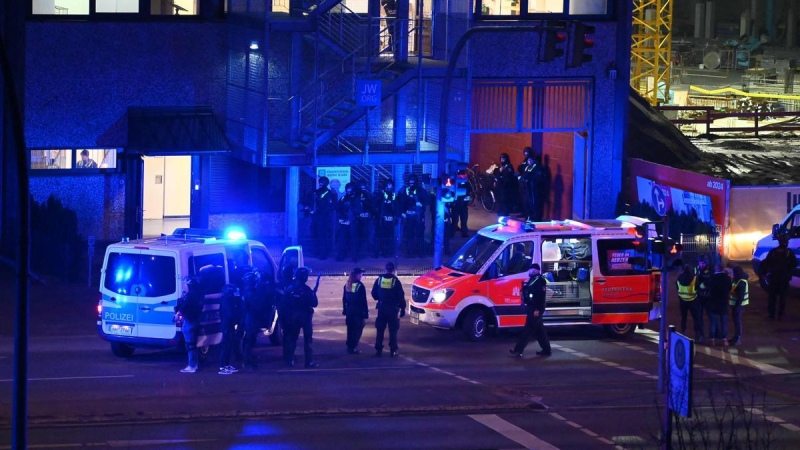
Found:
637,329 -> 791,375
107,439 -> 216,447
750,408 -> 800,433
277,366 -> 417,373
470,414 -> 560,450
548,412 -> 617,448
0,375 -> 134,383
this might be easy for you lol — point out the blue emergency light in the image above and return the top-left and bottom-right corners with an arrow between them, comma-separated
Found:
225,227 -> 247,240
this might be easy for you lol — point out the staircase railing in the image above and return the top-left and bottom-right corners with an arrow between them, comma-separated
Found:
316,3 -> 365,56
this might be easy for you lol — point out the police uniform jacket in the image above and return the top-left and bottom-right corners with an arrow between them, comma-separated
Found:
176,287 -> 204,322
371,273 -> 406,312
284,282 -> 318,320
706,271 -> 732,315
521,274 -> 547,314
342,281 -> 369,319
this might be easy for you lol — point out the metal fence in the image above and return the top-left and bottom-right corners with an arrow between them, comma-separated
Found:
679,233 -> 721,264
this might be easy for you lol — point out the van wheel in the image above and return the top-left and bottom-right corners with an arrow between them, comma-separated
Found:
462,309 -> 489,341
604,323 -> 636,338
269,321 -> 283,346
110,342 -> 135,358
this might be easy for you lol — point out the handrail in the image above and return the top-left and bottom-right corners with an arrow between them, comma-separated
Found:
657,106 -> 800,137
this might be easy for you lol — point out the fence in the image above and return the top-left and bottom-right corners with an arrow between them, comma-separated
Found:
679,233 -> 720,265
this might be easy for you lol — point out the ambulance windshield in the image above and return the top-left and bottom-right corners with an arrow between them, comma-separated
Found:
445,234 -> 502,274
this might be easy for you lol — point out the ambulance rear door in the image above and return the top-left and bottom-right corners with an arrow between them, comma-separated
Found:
591,237 -> 653,329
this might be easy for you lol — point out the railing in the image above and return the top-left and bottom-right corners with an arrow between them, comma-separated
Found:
317,3 -> 366,56
658,106 -> 800,137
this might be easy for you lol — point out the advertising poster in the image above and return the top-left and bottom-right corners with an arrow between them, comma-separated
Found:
607,249 -> 634,272
317,166 -> 351,197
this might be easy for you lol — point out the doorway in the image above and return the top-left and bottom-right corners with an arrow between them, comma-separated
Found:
142,155 -> 191,236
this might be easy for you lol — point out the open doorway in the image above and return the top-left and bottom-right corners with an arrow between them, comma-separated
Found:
142,155 -> 191,237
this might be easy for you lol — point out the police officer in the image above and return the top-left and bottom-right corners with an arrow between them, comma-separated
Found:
336,182 -> 357,261
176,276 -> 204,373
517,147 -> 534,214
218,283 -> 243,375
676,264 -> 703,341
510,263 -> 552,357
353,181 -> 374,262
759,233 -> 798,320
452,168 -> 473,237
307,176 -> 338,259
282,267 -> 319,368
398,174 -> 426,257
521,154 -> 546,221
342,267 -> 369,354
241,269 -> 274,369
371,262 -> 406,357
729,265 -> 749,346
375,180 -> 399,258
493,153 -> 517,216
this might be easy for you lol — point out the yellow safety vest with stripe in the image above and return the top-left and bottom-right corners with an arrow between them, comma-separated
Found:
729,279 -> 749,306
676,277 -> 697,301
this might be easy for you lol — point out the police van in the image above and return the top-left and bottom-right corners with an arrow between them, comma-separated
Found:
97,228 -> 302,357
409,216 -> 662,341
752,204 -> 800,288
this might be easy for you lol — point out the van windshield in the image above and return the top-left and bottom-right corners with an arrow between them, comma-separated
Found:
444,234 -> 502,274
104,252 -> 177,297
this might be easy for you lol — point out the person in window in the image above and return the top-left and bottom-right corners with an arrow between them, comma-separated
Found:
77,150 -> 97,169
381,0 -> 398,55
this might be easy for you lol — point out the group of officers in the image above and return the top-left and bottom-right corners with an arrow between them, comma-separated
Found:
491,147 -> 550,221
303,174 -> 473,259
175,261 -> 408,374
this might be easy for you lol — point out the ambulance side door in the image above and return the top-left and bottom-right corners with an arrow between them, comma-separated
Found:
482,240 -> 535,328
591,237 -> 652,325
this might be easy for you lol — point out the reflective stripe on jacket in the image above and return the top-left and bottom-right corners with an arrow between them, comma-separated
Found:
729,279 -> 749,306
676,277 -> 697,301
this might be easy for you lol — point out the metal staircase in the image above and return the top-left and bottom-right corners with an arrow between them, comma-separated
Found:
290,2 -> 419,155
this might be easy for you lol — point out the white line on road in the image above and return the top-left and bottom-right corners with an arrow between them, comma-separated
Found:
470,414 -> 560,450
0,375 -> 134,383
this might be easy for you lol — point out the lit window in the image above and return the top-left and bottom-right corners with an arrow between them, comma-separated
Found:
151,0 -> 198,15
33,0 -> 89,15
31,149 -> 73,169
569,0 -> 606,15
76,148 -> 117,169
96,0 -> 138,13
30,148 -> 118,170
528,0 -> 563,14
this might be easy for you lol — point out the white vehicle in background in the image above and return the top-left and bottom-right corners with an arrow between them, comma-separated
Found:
752,204 -> 800,288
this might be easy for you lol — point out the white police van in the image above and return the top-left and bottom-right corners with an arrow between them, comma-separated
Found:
752,204 -> 800,288
97,228 -> 302,357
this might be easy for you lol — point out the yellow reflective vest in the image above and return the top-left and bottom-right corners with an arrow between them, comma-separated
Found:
676,277 -> 697,301
729,279 -> 749,306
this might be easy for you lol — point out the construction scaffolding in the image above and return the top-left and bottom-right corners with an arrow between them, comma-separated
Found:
631,0 -> 673,106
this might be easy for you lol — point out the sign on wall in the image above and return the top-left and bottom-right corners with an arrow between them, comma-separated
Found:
356,79 -> 381,106
317,166 -> 351,197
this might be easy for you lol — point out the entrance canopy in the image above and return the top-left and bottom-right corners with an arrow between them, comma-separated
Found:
127,106 -> 229,155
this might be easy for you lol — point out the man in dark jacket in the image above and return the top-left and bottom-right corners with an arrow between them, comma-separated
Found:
176,277 -> 205,373
676,264 -> 703,341
218,283 -> 243,375
375,180 -> 399,258
510,263 -> 551,357
343,267 -> 369,354
282,267 -> 319,368
372,262 -> 406,357
494,153 -> 517,216
306,176 -> 338,260
707,263 -> 732,347
759,234 -> 798,320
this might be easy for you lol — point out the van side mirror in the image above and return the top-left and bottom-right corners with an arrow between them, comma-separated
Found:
772,223 -> 781,238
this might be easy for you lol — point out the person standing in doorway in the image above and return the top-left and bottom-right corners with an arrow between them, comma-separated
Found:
510,263 -> 552,357
372,262 -> 406,357
342,267 -> 369,354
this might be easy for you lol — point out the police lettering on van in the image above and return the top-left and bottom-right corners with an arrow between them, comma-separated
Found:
409,216 -> 662,341
97,228 -> 303,358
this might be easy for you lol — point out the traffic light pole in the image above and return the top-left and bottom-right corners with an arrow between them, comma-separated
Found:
658,215 -> 669,394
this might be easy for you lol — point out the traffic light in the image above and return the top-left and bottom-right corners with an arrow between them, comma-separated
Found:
540,21 -> 567,62
632,224 -> 650,253
568,22 -> 595,68
441,175 -> 456,203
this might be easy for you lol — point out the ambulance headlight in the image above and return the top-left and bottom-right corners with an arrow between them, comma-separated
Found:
431,288 -> 455,304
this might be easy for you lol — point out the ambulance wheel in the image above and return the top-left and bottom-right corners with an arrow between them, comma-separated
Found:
269,321 -> 283,346
110,342 -> 135,358
604,323 -> 636,338
462,309 -> 489,341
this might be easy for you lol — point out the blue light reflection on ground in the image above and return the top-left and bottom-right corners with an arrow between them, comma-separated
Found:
227,421 -> 295,450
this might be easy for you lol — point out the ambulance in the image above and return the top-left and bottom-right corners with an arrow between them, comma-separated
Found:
752,204 -> 800,288
409,216 -> 662,340
97,228 -> 302,357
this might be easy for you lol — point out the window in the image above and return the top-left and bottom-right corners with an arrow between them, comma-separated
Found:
494,241 -> 533,278
596,238 -> 650,276
31,148 -> 118,171
251,247 -> 275,281
33,0 -> 89,15
781,210 -> 800,238
151,0 -> 198,15
96,0 -> 138,13
475,0 -> 610,19
32,0 -> 201,15
541,235 -> 592,281
104,252 -> 177,297
445,234 -> 502,274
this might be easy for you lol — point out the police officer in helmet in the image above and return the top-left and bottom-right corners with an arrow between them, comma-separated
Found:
282,267 -> 319,368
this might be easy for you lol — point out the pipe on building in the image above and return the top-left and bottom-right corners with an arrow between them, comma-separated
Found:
694,2 -> 705,39
787,7 -> 795,49
705,1 -> 715,40
766,0 -> 776,41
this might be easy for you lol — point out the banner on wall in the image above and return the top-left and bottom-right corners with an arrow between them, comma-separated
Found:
317,167 -> 351,197
636,177 -> 714,224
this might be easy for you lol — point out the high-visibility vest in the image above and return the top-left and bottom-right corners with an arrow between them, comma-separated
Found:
676,277 -> 697,301
729,279 -> 749,306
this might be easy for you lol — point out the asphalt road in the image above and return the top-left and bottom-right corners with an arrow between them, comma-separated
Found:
2,275 -> 800,449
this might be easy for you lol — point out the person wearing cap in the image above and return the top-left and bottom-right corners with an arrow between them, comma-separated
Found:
759,234 -> 798,320
342,267 -> 369,354
375,179 -> 399,258
308,176 -> 338,260
510,263 -> 551,357
371,262 -> 406,357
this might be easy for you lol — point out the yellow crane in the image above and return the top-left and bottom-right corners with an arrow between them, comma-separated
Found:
631,0 -> 673,106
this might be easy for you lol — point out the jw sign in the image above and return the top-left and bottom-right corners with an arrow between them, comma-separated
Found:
356,79 -> 381,106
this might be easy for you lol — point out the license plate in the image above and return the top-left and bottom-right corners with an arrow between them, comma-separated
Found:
107,324 -> 134,335
409,311 -> 420,324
